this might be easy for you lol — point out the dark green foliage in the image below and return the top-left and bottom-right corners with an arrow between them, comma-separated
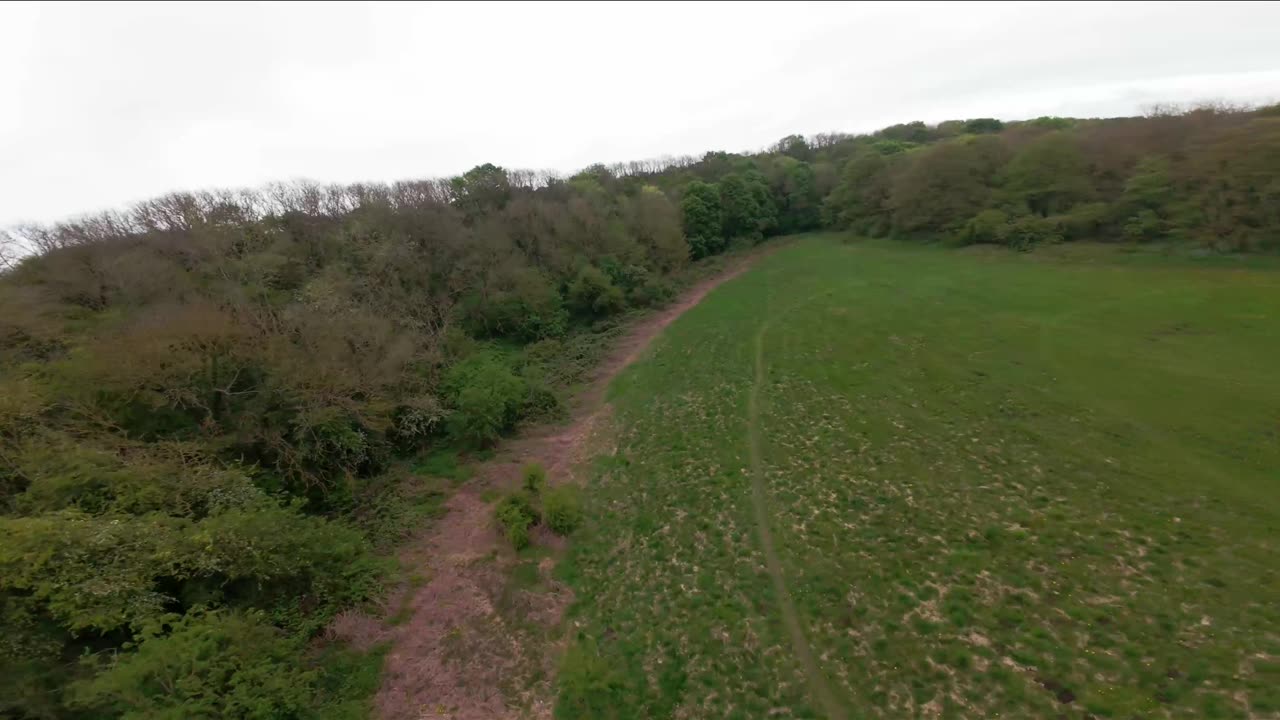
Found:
889,136 -> 1007,234
719,171 -> 775,240
1003,130 -> 1093,216
679,180 -> 723,258
963,117 -> 1005,134
543,485 -> 583,535
567,265 -> 626,319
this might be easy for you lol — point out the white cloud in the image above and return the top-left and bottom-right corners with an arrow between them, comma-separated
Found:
2,0 -> 1278,226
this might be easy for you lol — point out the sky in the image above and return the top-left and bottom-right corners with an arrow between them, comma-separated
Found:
2,1 -> 1279,228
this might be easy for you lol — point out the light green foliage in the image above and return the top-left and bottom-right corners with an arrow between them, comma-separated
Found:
495,492 -> 539,550
543,485 -> 582,535
558,237 -> 1280,718
71,610 -> 317,719
958,208 -> 1010,245
444,352 -> 528,448
521,462 -> 547,496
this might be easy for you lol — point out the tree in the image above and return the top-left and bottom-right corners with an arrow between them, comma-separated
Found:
450,163 -> 513,220
626,187 -> 689,271
718,172 -> 774,240
1002,131 -> 1094,216
889,136 -> 1007,234
680,181 -> 723,258
767,157 -> 821,233
823,151 -> 894,234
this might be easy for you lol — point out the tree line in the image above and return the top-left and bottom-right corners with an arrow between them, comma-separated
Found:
2,100 -> 1278,718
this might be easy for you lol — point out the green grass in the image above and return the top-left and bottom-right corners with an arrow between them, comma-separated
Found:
556,235 -> 1280,719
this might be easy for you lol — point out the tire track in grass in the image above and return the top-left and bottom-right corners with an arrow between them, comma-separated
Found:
749,289 -> 847,720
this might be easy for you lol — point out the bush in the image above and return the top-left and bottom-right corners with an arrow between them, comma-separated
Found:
444,353 -> 528,448
1005,215 -> 1064,250
522,462 -> 547,496
567,266 -> 626,319
391,395 -> 446,449
288,407 -> 379,488
1123,209 -> 1165,242
958,209 -> 1010,245
543,485 -> 583,535
627,277 -> 673,308
494,492 -> 539,550
71,610 -> 318,719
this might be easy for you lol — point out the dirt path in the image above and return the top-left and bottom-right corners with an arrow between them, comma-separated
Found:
748,311 -> 847,720
370,253 -> 764,720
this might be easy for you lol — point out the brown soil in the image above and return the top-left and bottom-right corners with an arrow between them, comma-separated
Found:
369,252 -> 764,720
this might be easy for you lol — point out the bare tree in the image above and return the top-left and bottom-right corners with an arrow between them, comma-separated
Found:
0,228 -> 28,272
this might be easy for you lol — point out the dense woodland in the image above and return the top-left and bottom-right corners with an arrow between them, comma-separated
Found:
2,101 -> 1278,718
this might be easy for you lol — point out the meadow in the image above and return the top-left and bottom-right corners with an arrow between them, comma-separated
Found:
555,235 -> 1280,719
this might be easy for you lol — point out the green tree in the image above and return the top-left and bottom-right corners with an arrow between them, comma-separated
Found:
71,611 -> 318,719
1002,131 -> 1093,216
680,181 -> 723,258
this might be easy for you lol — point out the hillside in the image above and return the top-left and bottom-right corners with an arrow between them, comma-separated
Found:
2,103 -> 1279,718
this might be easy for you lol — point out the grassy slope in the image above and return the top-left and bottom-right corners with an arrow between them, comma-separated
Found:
556,235 -> 1279,719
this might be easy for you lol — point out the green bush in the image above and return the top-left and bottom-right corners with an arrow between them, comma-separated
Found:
494,492 -> 539,550
1005,215 -> 1064,250
544,485 -> 583,535
288,407 -> 379,487
71,610 -> 318,719
445,353 -> 528,448
1123,209 -> 1165,242
522,462 -> 547,496
958,209 -> 1010,245
567,266 -> 626,319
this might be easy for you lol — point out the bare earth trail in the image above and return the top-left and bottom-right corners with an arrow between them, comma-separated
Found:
373,252 -> 767,720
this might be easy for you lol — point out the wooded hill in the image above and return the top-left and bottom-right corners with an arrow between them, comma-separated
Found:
1,102 -> 1277,717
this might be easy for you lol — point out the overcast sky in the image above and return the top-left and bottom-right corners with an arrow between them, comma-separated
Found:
2,1 -> 1279,228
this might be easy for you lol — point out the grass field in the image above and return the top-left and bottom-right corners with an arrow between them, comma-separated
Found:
554,236 -> 1280,719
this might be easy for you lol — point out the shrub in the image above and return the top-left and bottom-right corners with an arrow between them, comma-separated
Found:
391,395 -> 446,450
444,353 -> 527,448
544,485 -> 583,536
627,276 -> 673,308
958,209 -> 1010,245
70,610 -> 318,719
567,266 -> 626,319
494,492 -> 538,550
1005,215 -> 1064,250
522,462 -> 547,497
288,407 -> 379,487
